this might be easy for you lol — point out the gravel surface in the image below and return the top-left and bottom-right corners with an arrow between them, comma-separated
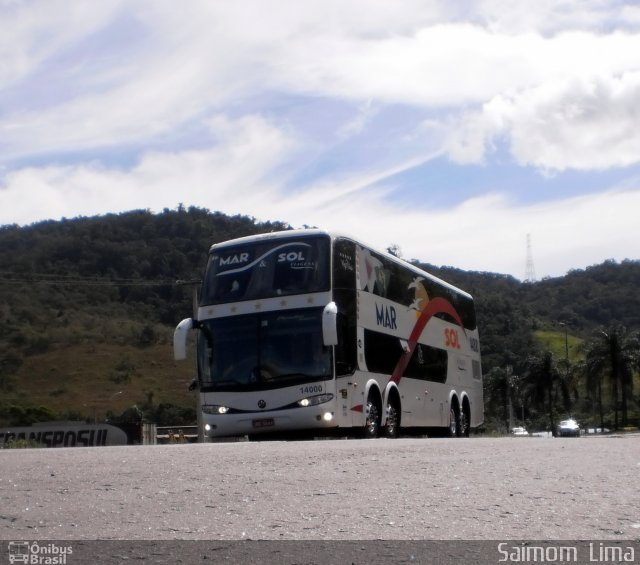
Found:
1,435 -> 639,541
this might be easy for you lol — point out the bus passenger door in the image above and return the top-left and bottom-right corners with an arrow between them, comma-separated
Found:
332,302 -> 359,429
335,373 -> 356,428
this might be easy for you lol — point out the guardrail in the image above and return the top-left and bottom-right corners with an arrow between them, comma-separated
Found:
156,425 -> 199,444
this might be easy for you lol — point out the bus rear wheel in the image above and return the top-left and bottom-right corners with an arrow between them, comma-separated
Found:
363,397 -> 381,439
447,406 -> 459,437
383,401 -> 400,439
460,405 -> 470,437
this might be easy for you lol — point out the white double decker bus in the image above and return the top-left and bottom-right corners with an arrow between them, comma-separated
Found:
174,229 -> 483,440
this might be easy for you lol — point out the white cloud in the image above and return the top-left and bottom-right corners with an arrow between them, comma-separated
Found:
0,114 -> 293,223
506,72 -> 640,171
3,2 -> 640,166
447,70 -> 640,170
308,186 -> 640,279
473,0 -> 636,34
0,1 -> 126,89
336,100 -> 379,140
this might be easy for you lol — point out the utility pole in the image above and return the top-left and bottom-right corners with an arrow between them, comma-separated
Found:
559,322 -> 571,418
559,322 -> 569,363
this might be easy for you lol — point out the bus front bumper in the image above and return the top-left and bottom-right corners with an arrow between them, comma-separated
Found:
202,406 -> 337,438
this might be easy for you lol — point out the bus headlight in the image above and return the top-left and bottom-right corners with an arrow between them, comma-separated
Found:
297,394 -> 333,407
202,405 -> 229,415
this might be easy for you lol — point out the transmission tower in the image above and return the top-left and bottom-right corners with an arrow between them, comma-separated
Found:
525,233 -> 536,282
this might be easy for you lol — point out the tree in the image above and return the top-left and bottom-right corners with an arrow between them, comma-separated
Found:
386,244 -> 402,258
584,325 -> 639,429
580,355 -> 605,432
524,351 -> 571,435
483,365 -> 523,432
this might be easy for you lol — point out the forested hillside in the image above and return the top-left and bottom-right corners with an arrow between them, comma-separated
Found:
1,208 -> 638,432
0,208 -> 290,427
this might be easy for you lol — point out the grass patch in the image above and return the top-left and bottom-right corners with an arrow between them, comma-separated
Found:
2,341 -> 195,424
1,438 -> 42,449
534,330 -> 583,362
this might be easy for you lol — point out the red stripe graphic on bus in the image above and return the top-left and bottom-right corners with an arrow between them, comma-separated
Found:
390,297 -> 465,384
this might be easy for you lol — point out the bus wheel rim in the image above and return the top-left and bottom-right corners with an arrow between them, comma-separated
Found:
449,408 -> 457,436
366,402 -> 379,436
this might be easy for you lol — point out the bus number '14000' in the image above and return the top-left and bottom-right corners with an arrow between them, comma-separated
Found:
300,385 -> 323,394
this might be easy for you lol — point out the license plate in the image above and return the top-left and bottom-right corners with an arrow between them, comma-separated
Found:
252,418 -> 274,429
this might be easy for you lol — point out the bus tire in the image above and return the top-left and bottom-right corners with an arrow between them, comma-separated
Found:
460,401 -> 470,438
447,405 -> 459,438
383,399 -> 401,439
363,395 -> 381,439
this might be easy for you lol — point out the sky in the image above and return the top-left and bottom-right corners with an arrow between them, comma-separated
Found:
1,1 -> 639,280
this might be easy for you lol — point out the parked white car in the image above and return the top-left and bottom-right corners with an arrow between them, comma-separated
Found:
510,426 -> 529,436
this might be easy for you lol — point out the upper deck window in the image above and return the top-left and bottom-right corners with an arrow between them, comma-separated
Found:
200,235 -> 330,305
357,245 -> 477,331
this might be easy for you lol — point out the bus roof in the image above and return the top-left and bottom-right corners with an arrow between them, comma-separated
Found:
209,228 -> 473,300
209,228 -> 331,251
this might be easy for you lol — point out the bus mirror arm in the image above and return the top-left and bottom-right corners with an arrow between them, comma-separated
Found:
322,302 -> 338,347
174,318 -> 195,361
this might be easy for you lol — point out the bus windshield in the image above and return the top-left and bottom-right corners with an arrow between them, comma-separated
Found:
197,308 -> 332,392
200,235 -> 330,305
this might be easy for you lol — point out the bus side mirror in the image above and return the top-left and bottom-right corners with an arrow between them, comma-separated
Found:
322,302 -> 338,346
174,318 -> 194,361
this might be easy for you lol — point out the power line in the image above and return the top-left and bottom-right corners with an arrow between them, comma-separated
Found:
0,271 -> 178,287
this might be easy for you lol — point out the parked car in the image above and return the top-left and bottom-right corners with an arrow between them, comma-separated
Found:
510,426 -> 529,436
557,418 -> 581,437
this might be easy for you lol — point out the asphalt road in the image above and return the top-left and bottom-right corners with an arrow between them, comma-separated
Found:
2,434 -> 639,544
